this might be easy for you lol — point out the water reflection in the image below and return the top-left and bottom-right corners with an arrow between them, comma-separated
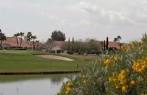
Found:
0,74 -> 75,95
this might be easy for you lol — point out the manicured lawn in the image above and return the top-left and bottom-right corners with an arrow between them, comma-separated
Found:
0,50 -> 97,72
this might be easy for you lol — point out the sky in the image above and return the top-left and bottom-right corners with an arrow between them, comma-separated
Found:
0,0 -> 147,42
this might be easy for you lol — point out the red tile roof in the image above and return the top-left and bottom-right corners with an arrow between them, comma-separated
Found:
3,37 -> 33,48
108,41 -> 125,49
108,42 -> 119,49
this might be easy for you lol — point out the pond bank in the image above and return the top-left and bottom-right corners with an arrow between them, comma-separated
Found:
0,70 -> 80,75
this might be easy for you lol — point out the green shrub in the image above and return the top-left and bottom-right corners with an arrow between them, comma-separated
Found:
58,34 -> 147,95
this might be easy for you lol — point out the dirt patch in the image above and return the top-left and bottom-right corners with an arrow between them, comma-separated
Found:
37,55 -> 74,61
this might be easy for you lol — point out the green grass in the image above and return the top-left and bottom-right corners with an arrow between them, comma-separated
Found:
0,50 -> 97,72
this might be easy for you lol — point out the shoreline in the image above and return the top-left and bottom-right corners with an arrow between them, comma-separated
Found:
0,70 -> 80,75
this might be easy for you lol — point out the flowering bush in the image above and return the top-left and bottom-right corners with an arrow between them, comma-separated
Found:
58,34 -> 147,95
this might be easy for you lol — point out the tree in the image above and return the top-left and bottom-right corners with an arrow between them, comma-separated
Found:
114,35 -> 122,49
86,39 -> 102,54
19,32 -> 24,47
26,32 -> 38,49
103,40 -> 106,51
31,35 -> 37,50
35,40 -> 40,49
26,32 -> 32,41
114,38 -> 118,42
45,38 -> 53,52
14,33 -> 20,47
114,35 -> 122,42
51,30 -> 66,41
0,30 -> 6,48
65,38 -> 102,55
106,37 -> 109,50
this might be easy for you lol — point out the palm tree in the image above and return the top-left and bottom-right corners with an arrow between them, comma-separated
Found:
19,32 -> 24,47
31,35 -> 37,50
26,32 -> 32,41
114,35 -> 122,42
114,38 -> 118,42
117,35 -> 122,41
35,40 -> 40,49
14,33 -> 20,47
0,30 -> 6,49
114,35 -> 122,49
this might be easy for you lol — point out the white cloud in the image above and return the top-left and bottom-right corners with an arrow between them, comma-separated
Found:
0,0 -> 147,42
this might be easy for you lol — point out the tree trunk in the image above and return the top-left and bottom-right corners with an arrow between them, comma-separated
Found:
103,40 -> 106,51
119,43 -> 122,49
0,40 -> 3,49
106,37 -> 109,50
33,41 -> 35,50
16,37 -> 18,47
20,37 -> 22,47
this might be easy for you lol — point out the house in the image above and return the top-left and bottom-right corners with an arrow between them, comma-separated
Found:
2,37 -> 18,48
108,41 -> 121,49
46,41 -> 65,53
2,36 -> 41,49
101,40 -> 126,51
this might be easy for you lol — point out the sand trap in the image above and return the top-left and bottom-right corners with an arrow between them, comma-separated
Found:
37,55 -> 74,61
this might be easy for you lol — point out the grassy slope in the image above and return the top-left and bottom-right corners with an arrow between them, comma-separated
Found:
0,50 -> 97,72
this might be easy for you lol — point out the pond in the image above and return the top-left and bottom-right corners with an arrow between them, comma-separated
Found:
0,74 -> 75,95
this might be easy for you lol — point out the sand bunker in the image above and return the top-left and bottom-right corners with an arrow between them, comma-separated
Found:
37,55 -> 74,61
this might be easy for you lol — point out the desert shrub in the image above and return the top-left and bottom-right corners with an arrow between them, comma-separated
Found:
58,34 -> 147,95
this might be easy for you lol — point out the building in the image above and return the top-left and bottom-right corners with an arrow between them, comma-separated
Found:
46,41 -> 65,53
108,41 -> 121,50
2,36 -> 41,49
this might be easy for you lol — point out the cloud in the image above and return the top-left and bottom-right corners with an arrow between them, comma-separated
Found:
72,1 -> 136,26
0,0 -> 147,42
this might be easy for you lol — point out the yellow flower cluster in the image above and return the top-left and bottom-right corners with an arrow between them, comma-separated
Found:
64,81 -> 73,95
109,70 -> 136,93
132,57 -> 147,73
104,55 -> 121,65
104,59 -> 112,65
121,42 -> 144,52
121,45 -> 130,52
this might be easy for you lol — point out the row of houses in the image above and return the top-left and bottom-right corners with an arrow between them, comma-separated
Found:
1,36 -> 124,53
2,37 -> 41,49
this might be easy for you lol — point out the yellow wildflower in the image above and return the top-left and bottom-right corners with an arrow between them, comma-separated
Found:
64,81 -> 73,95
132,59 -> 147,73
67,81 -> 73,87
108,77 -> 113,82
104,59 -> 112,65
130,80 -> 136,85
118,70 -> 127,81
113,55 -> 121,62
121,85 -> 128,93
121,45 -> 129,52
65,86 -> 72,94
